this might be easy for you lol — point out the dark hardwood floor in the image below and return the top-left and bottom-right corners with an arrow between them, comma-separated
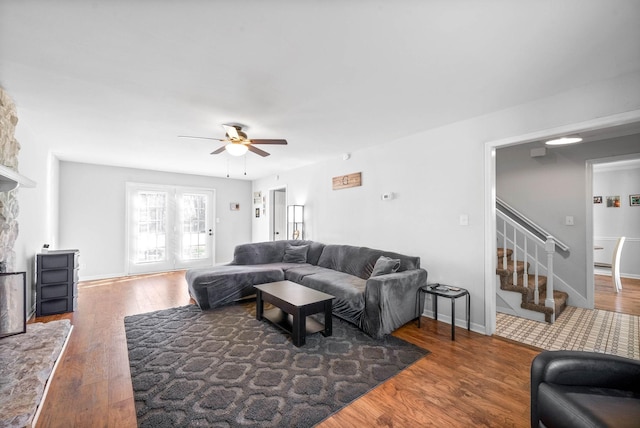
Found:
594,274 -> 640,316
31,272 -> 541,427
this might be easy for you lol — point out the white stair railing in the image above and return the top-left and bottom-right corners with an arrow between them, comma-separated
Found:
497,209 -> 558,322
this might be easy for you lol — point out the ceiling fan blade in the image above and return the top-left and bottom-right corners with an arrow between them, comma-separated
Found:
210,145 -> 226,155
247,145 -> 270,157
178,135 -> 225,141
250,139 -> 288,145
222,124 -> 240,140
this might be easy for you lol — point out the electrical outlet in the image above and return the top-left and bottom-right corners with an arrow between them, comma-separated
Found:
565,216 -> 574,226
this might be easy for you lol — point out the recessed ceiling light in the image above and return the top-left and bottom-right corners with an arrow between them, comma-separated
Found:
545,136 -> 583,146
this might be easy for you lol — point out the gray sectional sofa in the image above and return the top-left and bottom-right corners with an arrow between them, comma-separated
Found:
186,240 -> 427,338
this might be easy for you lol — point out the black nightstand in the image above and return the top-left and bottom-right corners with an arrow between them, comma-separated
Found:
417,283 -> 470,340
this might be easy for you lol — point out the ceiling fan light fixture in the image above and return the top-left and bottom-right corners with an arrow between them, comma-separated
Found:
225,142 -> 248,156
545,136 -> 583,146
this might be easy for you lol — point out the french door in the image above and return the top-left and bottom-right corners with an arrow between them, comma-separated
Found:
126,183 -> 215,275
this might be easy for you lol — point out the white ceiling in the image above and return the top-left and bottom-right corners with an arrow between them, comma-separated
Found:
1,1 -> 639,180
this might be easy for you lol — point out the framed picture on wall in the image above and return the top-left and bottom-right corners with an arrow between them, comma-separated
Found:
630,194 -> 640,206
593,196 -> 602,204
606,196 -> 621,208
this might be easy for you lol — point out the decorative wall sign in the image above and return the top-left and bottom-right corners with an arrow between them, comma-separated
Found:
332,172 -> 362,190
593,196 -> 602,204
230,203 -> 240,211
255,208 -> 260,218
630,194 -> 640,206
253,191 -> 262,204
606,196 -> 621,208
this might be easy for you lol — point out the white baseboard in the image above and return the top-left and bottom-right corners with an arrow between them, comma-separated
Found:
593,270 -> 640,280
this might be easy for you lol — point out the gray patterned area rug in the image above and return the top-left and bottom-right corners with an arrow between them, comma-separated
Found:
125,304 -> 428,427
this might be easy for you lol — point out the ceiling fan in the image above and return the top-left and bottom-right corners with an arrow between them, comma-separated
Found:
179,124 -> 287,157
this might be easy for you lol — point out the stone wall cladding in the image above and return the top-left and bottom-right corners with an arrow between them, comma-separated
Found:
0,87 -> 22,271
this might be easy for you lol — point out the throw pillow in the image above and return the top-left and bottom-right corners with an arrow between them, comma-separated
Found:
283,244 -> 309,263
370,256 -> 401,277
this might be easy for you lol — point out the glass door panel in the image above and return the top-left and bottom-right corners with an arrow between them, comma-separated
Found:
177,189 -> 214,268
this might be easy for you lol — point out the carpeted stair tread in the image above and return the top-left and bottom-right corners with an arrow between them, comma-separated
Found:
520,290 -> 568,323
497,248 -> 513,260
496,260 -> 527,276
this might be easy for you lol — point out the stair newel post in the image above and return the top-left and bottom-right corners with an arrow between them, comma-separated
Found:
545,236 -> 556,324
512,228 -> 518,286
534,245 -> 539,305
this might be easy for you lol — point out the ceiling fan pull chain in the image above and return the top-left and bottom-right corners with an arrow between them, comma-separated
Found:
244,155 -> 247,176
226,159 -> 230,178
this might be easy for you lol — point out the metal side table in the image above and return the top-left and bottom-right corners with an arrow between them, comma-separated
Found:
417,283 -> 470,340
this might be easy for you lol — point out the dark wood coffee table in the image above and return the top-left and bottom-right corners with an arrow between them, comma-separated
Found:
254,280 -> 334,347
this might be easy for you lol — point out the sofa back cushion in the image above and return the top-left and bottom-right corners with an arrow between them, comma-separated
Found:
232,240 -> 325,265
317,244 -> 421,279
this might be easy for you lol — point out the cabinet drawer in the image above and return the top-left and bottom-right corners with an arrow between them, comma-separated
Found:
40,283 -> 70,299
39,298 -> 72,316
40,269 -> 70,284
41,254 -> 72,269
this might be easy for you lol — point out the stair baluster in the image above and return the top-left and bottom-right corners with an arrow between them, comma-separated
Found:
534,245 -> 539,305
523,237 -> 529,292
502,222 -> 507,270
512,228 -> 517,287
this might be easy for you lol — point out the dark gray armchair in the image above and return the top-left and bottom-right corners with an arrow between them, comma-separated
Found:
530,350 -> 640,427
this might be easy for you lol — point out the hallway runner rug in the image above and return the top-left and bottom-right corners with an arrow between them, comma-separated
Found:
495,306 -> 639,360
124,304 -> 428,427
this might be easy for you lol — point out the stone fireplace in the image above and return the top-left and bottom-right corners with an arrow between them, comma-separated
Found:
0,87 -> 30,336
0,88 -> 21,273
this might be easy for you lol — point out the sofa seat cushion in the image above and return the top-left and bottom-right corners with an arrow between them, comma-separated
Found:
299,269 -> 366,325
262,262 -> 314,272
284,265 -> 331,283
538,383 -> 640,428
186,265 -> 285,310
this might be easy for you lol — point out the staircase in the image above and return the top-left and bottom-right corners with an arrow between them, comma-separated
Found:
496,197 -> 571,324
496,247 -> 568,323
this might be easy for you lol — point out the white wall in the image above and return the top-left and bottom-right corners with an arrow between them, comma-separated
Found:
58,161 -> 252,279
593,163 -> 640,278
13,123 -> 59,316
253,71 -> 640,333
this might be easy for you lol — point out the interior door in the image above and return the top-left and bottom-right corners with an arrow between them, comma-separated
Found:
272,188 -> 286,241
